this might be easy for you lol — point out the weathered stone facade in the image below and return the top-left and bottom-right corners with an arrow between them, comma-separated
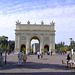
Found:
15,20 -> 56,54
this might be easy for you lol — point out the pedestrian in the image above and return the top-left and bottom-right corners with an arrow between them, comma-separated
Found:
22,51 -> 27,65
12,51 -> 14,54
8,51 -> 10,55
0,50 -> 2,56
41,52 -> 43,58
37,51 -> 40,59
66,53 -> 72,67
32,51 -> 33,54
18,51 -> 23,65
47,51 -> 50,55
51,51 -> 52,56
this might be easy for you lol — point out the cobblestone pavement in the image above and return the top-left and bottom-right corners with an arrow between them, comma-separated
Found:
0,54 -> 75,75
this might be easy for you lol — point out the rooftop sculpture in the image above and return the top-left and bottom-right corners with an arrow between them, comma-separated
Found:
16,20 -> 55,25
16,20 -> 21,24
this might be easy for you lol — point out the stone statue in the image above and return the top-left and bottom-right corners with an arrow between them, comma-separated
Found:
50,21 -> 55,25
27,20 -> 30,25
41,20 -> 44,25
34,23 -> 36,25
16,20 -> 21,24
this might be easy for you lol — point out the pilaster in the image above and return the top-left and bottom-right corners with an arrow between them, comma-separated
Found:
15,33 -> 21,53
26,36 -> 30,54
40,36 -> 44,54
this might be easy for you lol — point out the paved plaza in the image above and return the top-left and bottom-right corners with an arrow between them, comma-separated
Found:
0,54 -> 75,75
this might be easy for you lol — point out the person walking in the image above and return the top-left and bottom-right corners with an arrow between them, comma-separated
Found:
18,51 -> 23,65
0,50 -> 2,56
22,51 -> 27,65
66,53 -> 72,67
41,52 -> 43,58
37,51 -> 40,59
51,51 -> 52,56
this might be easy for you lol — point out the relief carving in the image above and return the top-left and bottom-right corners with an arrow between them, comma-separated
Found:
21,36 -> 26,40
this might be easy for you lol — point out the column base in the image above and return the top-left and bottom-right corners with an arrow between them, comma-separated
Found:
14,48 -> 20,54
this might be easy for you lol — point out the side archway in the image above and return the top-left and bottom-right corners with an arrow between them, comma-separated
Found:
21,44 -> 26,52
44,45 -> 49,52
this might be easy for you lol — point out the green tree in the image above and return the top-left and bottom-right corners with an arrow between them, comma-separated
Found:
0,36 -> 8,51
72,41 -> 75,49
56,41 -> 65,52
64,45 -> 69,51
0,43 -> 3,50
10,41 -> 15,51
60,47 -> 64,52
73,47 -> 75,49
57,42 -> 65,48
7,44 -> 10,51
60,45 -> 69,52
3,44 -> 7,51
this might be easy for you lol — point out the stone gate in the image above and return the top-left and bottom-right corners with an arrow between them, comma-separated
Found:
15,20 -> 56,54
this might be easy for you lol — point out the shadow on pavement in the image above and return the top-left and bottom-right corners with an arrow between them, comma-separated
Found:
0,72 -> 75,75
0,61 -> 71,70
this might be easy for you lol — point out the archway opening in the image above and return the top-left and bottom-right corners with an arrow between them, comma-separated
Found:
30,36 -> 40,54
44,45 -> 49,53
21,44 -> 26,52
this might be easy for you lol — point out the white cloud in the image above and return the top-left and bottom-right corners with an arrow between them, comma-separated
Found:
0,0 -> 75,45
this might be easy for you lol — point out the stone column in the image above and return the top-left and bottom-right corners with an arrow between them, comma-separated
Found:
40,37 -> 43,54
18,34 -> 21,51
15,33 -> 17,50
49,36 -> 51,53
15,33 -> 20,53
49,34 -> 55,54
26,36 -> 30,54
49,35 -> 52,53
52,34 -> 55,54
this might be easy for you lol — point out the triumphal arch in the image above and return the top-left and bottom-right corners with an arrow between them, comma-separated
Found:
15,20 -> 56,54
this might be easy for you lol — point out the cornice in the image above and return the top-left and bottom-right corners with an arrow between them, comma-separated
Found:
15,30 -> 56,32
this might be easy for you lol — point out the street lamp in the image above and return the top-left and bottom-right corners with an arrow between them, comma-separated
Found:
70,38 -> 73,45
5,37 -> 8,64
69,38 -> 73,59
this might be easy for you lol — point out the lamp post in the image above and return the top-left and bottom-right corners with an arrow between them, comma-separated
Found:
69,38 -> 73,59
70,38 -> 73,47
5,37 -> 8,64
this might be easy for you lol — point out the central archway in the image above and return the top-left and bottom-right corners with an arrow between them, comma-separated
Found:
30,36 -> 40,54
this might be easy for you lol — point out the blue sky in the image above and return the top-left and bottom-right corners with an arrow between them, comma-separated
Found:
0,0 -> 75,45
